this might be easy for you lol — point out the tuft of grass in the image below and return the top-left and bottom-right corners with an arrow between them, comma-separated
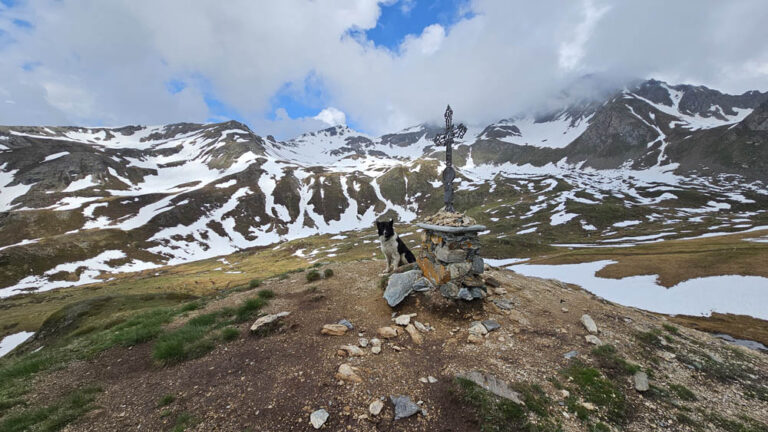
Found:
153,326 -> 214,366
306,270 -> 321,283
561,362 -> 628,424
635,328 -> 666,349
172,411 -> 199,432
257,289 -> 275,300
0,386 -> 101,432
452,377 -> 559,432
705,413 -> 768,432
110,308 -> 177,347
378,274 -> 390,290
311,262 -> 323,268
591,344 -> 641,376
745,383 -> 768,402
323,268 -> 334,278
157,393 -> 176,407
179,302 -> 200,312
589,423 -> 611,432
248,279 -> 261,289
662,323 -> 679,335
220,327 -> 240,341
234,297 -> 266,323
669,383 -> 697,402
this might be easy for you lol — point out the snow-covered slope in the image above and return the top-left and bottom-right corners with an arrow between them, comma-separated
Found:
1,79 -> 767,297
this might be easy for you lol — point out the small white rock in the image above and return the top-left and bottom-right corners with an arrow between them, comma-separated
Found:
369,400 -> 384,416
585,335 -> 603,345
370,338 -> 382,347
580,314 -> 598,334
427,376 -> 438,384
371,346 -> 381,354
359,338 -> 369,348
310,409 -> 329,429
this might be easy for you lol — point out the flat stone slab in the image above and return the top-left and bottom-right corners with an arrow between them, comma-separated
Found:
383,270 -> 423,307
415,223 -> 487,233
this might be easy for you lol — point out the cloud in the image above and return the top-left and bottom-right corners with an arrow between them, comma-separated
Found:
314,107 -> 347,126
0,0 -> 766,138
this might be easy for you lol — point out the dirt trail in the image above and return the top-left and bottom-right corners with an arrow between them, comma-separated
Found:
31,259 -> 767,431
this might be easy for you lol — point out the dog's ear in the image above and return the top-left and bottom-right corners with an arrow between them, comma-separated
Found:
389,219 -> 394,227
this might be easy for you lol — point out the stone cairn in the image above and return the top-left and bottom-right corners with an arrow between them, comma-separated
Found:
416,211 -> 487,301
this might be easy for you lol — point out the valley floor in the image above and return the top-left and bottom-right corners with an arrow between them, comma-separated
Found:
4,260 -> 767,431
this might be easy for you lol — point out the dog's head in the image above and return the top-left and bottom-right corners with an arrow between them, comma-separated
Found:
376,219 -> 395,238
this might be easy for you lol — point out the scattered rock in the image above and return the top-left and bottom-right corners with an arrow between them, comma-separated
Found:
377,326 -> 398,339
482,320 -> 501,332
338,319 -> 354,330
581,402 -> 596,411
427,376 -> 438,384
419,377 -> 428,383
492,298 -> 514,310
369,400 -> 384,416
564,350 -> 579,359
581,314 -> 598,334
659,351 -> 676,361
561,307 -> 569,313
370,338 -> 382,347
371,346 -> 382,354
340,345 -> 364,357
413,321 -> 429,333
467,334 -> 484,344
634,371 -> 650,392
321,324 -> 348,336
469,322 -> 488,337
469,287 -> 485,299
310,409 -> 329,429
405,324 -> 423,345
412,277 -> 432,292
383,270 -> 423,307
335,363 -> 363,383
390,395 -> 420,420
493,287 -> 507,295
462,274 -> 485,287
559,389 -> 570,399
508,310 -> 530,326
358,338 -> 369,348
456,371 -> 523,404
250,312 -> 290,334
394,314 -> 415,326
484,276 -> 501,288
585,335 -> 603,346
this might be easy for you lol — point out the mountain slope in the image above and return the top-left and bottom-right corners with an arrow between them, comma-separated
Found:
1,79 -> 767,297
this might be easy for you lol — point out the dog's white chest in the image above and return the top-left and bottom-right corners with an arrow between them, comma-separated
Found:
379,235 -> 398,255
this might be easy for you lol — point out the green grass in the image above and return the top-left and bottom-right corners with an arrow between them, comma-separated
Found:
257,289 -> 275,300
0,385 -> 101,432
323,268 -> 334,278
248,279 -> 261,289
635,328 -> 665,348
220,327 -> 240,341
662,324 -> 679,335
378,274 -> 390,290
669,383 -> 697,401
306,270 -> 321,282
179,301 -> 201,312
172,411 -> 199,432
561,362 -> 628,424
591,344 -> 641,377
157,393 -> 176,407
452,377 -> 559,432
234,297 -> 266,323
705,413 -> 768,432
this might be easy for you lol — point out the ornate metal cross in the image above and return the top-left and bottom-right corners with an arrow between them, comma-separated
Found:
433,105 -> 467,212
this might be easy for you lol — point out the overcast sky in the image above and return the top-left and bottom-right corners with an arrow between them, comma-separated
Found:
1,0 -> 767,138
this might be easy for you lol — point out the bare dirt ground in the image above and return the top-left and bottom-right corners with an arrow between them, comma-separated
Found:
29,259 -> 768,431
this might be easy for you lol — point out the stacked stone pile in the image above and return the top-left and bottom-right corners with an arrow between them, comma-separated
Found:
415,222 -> 486,301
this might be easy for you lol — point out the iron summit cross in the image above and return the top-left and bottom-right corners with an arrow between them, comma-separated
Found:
433,105 -> 467,213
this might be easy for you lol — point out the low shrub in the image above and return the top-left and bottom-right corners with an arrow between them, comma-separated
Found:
306,270 -> 321,283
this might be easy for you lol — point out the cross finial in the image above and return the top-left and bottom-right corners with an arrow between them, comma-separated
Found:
432,105 -> 466,213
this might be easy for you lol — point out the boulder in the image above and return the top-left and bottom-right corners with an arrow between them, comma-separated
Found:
492,298 -> 513,310
340,345 -> 364,357
390,395 -> 420,420
321,324 -> 349,336
581,315 -> 598,334
484,275 -> 501,287
250,312 -> 290,335
469,322 -> 488,336
383,270 -> 422,307
394,314 -> 415,326
457,288 -> 473,301
439,281 -> 461,298
470,287 -> 485,299
462,274 -> 485,287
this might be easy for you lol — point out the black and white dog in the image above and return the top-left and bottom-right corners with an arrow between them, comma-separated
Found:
376,219 -> 416,273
